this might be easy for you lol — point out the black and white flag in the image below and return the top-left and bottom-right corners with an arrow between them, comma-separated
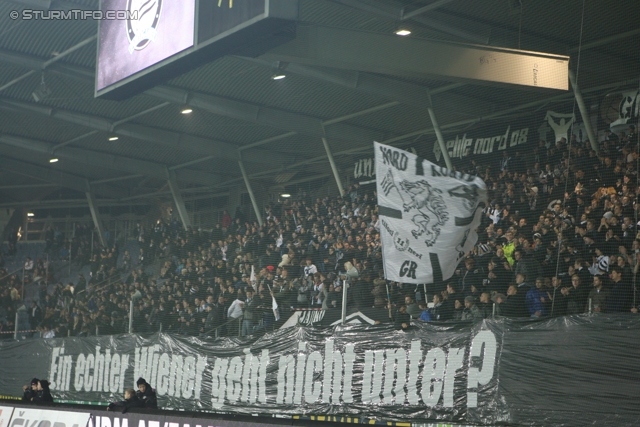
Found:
375,142 -> 487,284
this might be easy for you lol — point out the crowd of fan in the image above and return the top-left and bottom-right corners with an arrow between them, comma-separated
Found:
1,124 -> 639,338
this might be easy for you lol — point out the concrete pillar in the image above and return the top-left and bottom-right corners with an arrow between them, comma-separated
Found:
427,94 -> 453,170
238,160 -> 263,227
227,185 -> 242,221
321,137 -> 345,196
166,168 -> 192,230
569,70 -> 599,152
85,183 -> 106,247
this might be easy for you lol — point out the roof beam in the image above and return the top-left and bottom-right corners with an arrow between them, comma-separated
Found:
236,57 -> 497,116
146,85 -> 387,144
0,157 -> 125,200
0,98 -> 288,165
0,49 -> 388,147
215,76 -> 640,188
263,25 -> 569,90
0,133 -> 220,185
401,0 -> 454,20
329,0 -> 489,43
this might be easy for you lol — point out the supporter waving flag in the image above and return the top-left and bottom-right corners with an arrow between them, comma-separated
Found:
375,142 -> 488,284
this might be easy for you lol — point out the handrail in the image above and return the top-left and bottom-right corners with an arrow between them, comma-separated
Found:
0,266 -> 25,282
201,315 -> 243,338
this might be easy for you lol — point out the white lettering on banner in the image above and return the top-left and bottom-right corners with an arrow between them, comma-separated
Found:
43,331 -> 496,412
354,158 -> 375,179
379,146 -> 409,171
134,346 -> 206,399
382,348 -> 407,405
422,348 -> 446,406
433,126 -> 530,161
361,350 -> 384,404
294,342 -> 307,404
304,352 -> 323,403
466,331 -> 497,408
209,349 -> 269,409
51,346 -> 127,393
89,417 -> 129,427
297,310 -> 325,325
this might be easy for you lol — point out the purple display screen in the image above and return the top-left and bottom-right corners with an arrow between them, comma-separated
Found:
96,0 -> 195,92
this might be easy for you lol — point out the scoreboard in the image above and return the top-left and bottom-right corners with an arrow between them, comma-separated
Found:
96,0 -> 298,100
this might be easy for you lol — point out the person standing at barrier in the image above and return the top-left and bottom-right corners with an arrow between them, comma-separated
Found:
227,294 -> 245,336
241,288 -> 259,336
588,275 -> 608,313
32,380 -> 53,404
526,277 -> 548,318
136,377 -> 157,409
108,388 -> 143,413
22,377 -> 38,402
605,266 -> 633,313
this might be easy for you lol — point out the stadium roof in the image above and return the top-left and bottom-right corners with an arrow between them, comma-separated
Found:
0,0 -> 638,210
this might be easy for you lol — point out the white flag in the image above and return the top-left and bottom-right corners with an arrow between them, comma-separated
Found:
272,295 -> 280,322
250,265 -> 256,284
374,142 -> 487,284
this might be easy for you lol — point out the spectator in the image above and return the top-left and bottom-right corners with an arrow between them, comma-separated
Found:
393,305 -> 411,331
22,378 -> 38,402
606,266 -> 633,313
227,295 -> 245,335
404,295 -> 421,318
588,275 -> 608,313
108,388 -> 143,413
135,377 -> 157,409
564,274 -> 590,314
478,292 -> 493,318
32,380 -> 53,404
461,296 -> 483,320
526,277 -> 548,318
502,285 -> 528,317
241,288 -> 259,336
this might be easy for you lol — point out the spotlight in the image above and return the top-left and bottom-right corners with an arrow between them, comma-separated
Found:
108,136 -> 119,141
49,158 -> 59,163
181,107 -> 193,114
32,72 -> 51,102
27,212 -> 34,217
395,29 -> 411,36
281,193 -> 291,198
271,73 -> 286,80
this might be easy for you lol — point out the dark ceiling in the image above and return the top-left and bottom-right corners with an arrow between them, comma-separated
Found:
0,0 -> 638,213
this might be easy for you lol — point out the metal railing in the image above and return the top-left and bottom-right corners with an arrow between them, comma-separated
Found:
201,315 -> 244,339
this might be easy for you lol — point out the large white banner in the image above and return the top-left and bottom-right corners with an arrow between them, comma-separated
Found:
375,142 -> 487,284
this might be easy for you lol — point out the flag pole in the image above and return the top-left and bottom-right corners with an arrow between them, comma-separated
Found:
386,283 -> 392,320
341,279 -> 348,325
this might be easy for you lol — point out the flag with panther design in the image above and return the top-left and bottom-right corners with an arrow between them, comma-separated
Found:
375,142 -> 488,284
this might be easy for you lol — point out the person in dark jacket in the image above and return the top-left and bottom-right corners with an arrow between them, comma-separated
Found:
108,388 -> 143,413
136,377 -> 158,408
502,285 -> 528,317
606,266 -> 633,313
22,378 -> 38,402
393,305 -> 411,331
32,380 -> 54,404
564,274 -> 590,314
